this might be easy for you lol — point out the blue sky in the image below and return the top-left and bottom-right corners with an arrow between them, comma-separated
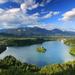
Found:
0,0 -> 75,31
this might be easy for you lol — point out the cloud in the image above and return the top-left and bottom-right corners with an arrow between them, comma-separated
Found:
0,8 -> 20,22
0,0 -> 53,13
43,11 -> 60,19
36,23 -> 61,30
39,0 -> 52,6
0,8 -> 42,28
0,6 -> 60,28
28,11 -> 60,20
20,3 -> 28,13
0,0 -> 41,28
60,8 -> 75,21
0,0 -> 52,7
28,3 -> 39,10
0,0 -> 60,28
20,0 -> 39,13
0,0 -> 7,3
29,12 -> 39,19
20,3 -> 39,13
0,0 -> 24,3
0,0 -> 35,4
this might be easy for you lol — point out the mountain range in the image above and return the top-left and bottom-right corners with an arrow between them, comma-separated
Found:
0,27 -> 75,37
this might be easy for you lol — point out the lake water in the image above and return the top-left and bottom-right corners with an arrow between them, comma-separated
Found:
0,41 -> 75,67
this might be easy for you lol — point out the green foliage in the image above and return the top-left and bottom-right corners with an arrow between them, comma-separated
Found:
5,38 -> 45,46
1,38 -> 75,75
0,38 -> 46,54
64,39 -> 75,46
0,56 -> 40,75
0,37 -> 58,47
0,68 -> 41,75
69,47 -> 75,56
37,47 -> 46,53
40,62 -> 75,75
1,56 -> 75,75
64,39 -> 75,56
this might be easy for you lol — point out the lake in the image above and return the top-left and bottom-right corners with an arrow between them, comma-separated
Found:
0,41 -> 75,67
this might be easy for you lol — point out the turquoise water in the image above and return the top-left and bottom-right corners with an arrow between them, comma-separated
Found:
0,41 -> 75,67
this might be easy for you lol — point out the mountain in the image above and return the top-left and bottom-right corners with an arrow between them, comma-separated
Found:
0,27 -> 75,37
49,29 -> 75,36
0,27 -> 50,37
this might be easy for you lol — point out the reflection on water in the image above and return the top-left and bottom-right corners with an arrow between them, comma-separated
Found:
0,41 -> 75,67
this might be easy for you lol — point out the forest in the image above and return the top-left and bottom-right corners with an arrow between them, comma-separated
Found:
0,56 -> 75,75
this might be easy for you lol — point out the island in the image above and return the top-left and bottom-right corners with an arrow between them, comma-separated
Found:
37,47 -> 46,53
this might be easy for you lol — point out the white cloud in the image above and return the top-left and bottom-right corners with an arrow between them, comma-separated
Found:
0,0 -> 25,3
0,8 -> 41,28
53,12 -> 60,15
43,11 -> 59,19
0,0 -> 52,4
36,23 -> 60,30
0,8 -> 20,22
60,8 -> 75,21
0,0 -> 8,3
0,0 -> 41,28
20,0 -> 38,12
6,8 -> 20,13
0,7 -> 60,28
29,12 -> 39,19
39,0 -> 52,6
0,0 -> 34,4
0,0 -> 60,28
28,11 -> 60,20
20,3 -> 28,13
28,3 -> 39,10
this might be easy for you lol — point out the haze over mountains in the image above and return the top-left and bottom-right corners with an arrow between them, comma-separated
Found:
0,27 -> 75,37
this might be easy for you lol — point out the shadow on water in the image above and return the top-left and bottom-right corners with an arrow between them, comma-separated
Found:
0,45 -> 7,54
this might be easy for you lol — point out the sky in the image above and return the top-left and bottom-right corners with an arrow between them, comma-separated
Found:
0,0 -> 75,31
